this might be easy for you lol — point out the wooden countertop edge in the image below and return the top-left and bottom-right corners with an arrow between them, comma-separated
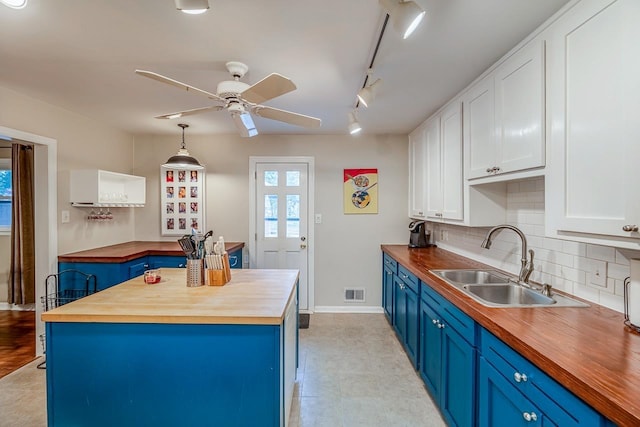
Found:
41,313 -> 283,325
58,241 -> 245,263
382,244 -> 638,426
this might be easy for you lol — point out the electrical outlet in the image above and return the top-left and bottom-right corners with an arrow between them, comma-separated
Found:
61,210 -> 70,223
443,230 -> 449,241
588,259 -> 607,288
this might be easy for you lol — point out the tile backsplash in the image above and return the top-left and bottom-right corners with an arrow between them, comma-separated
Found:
430,177 -> 640,313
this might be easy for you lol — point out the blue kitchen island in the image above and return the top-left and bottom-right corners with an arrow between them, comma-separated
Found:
42,268 -> 299,427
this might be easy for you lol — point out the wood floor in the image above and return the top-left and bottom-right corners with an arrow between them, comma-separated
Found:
0,310 -> 35,379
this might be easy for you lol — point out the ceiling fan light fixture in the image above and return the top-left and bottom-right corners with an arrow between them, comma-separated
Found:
357,78 -> 382,108
162,124 -> 204,170
348,111 -> 362,135
379,0 -> 426,39
174,0 -> 209,14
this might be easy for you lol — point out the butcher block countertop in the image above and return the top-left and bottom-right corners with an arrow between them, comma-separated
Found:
57,241 -> 244,263
41,268 -> 298,326
382,244 -> 639,426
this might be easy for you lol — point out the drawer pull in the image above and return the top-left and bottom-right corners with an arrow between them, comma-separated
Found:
622,224 -> 638,232
437,323 -> 445,329
522,412 -> 537,422
514,372 -> 528,383
432,319 -> 438,325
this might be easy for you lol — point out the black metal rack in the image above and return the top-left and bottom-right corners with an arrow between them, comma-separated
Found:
38,269 -> 97,369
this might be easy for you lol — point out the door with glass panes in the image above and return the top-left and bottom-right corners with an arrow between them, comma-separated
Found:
256,163 -> 309,310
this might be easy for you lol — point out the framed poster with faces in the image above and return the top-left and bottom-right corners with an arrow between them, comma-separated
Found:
160,167 -> 205,236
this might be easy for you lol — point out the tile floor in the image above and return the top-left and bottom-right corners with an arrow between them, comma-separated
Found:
0,313 -> 445,427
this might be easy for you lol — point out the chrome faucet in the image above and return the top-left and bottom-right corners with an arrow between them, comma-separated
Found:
481,224 -> 535,284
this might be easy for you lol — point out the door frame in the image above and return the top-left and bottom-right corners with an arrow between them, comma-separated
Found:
0,125 -> 58,356
249,156 -> 315,313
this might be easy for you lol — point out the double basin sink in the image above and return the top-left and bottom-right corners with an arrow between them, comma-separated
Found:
431,269 -> 588,308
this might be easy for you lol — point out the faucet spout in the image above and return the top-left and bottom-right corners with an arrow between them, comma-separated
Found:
481,225 -> 534,284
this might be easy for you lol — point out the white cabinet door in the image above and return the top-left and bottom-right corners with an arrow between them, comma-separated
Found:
464,76 -> 496,179
408,125 -> 427,218
494,40 -> 545,174
547,0 -> 640,245
440,102 -> 463,220
424,117 -> 442,218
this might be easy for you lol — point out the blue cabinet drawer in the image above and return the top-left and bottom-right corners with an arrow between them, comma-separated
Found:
398,265 -> 419,294
228,248 -> 243,269
421,282 -> 477,346
480,328 -> 602,426
383,253 -> 398,275
148,255 -> 186,269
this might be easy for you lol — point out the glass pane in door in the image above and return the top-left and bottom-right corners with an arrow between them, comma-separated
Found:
264,195 -> 278,237
286,171 -> 300,187
264,171 -> 278,186
286,194 -> 300,238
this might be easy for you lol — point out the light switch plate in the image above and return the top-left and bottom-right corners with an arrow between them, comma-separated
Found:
61,210 -> 70,223
588,259 -> 607,288
314,214 -> 322,224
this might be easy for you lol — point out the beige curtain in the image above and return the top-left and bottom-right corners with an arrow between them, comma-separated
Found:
8,144 -> 35,305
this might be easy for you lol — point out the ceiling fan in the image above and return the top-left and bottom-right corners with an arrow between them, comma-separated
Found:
136,61 -> 322,137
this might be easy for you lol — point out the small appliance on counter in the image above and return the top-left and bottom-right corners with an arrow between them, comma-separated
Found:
409,220 -> 434,248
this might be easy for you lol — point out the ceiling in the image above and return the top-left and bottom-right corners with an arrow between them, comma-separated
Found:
0,0 -> 571,137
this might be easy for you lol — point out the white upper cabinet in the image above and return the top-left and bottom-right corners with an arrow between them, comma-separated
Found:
70,169 -> 146,207
546,0 -> 640,248
408,124 -> 427,218
425,102 -> 463,221
465,40 -> 546,180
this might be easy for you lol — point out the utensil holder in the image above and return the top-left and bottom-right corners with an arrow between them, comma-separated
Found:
186,259 -> 204,287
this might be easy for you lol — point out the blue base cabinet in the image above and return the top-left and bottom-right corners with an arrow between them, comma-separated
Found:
148,255 -> 186,269
393,265 -> 420,368
58,257 -> 152,291
420,283 -> 477,427
479,328 -> 607,427
382,253 -> 397,323
228,248 -> 243,269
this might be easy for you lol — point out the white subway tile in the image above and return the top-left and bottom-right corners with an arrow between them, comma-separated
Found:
519,180 -> 537,192
562,240 -> 586,257
543,238 -> 564,252
598,291 -> 624,313
574,283 -> 600,303
608,263 -> 630,281
586,244 -> 616,263
555,252 -> 575,268
560,266 -> 583,283
507,182 -> 520,193
574,256 -> 591,272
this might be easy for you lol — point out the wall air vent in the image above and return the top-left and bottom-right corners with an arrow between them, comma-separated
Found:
344,288 -> 365,302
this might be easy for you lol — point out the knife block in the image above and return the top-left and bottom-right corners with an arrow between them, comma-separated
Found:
206,254 -> 231,286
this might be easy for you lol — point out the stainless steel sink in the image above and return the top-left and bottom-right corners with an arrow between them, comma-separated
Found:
463,283 -> 555,307
431,269 -> 588,308
435,269 -> 510,285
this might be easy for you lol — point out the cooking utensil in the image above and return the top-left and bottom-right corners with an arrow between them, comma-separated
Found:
178,235 -> 195,258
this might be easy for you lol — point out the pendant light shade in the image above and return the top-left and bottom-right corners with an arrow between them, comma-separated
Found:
379,0 -> 426,39
162,124 -> 204,170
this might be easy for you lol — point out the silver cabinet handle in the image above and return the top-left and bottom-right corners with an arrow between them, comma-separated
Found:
486,167 -> 494,173
432,319 -> 438,325
622,225 -> 639,232
438,323 -> 445,329
522,412 -> 537,422
514,372 -> 528,383
494,166 -> 501,172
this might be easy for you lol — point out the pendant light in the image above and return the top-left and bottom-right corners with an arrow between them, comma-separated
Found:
162,124 -> 204,170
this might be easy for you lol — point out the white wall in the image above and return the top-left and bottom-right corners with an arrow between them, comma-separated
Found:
133,133 -> 408,309
432,177 -> 640,313
0,85 -> 136,255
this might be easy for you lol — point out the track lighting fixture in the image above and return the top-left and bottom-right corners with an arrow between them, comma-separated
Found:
379,0 -> 426,39
162,124 -> 204,170
357,78 -> 382,108
348,111 -> 362,135
174,0 -> 209,14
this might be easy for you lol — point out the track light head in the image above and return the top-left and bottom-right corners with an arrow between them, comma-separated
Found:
174,0 -> 209,14
379,0 -> 426,39
357,78 -> 382,108
348,111 -> 362,135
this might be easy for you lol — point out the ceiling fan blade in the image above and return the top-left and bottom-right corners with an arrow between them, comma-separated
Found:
154,105 -> 224,119
241,73 -> 296,104
253,106 -> 322,128
135,69 -> 225,103
231,111 -> 258,138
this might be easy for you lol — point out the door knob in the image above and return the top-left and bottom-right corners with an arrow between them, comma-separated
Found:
300,244 -> 307,249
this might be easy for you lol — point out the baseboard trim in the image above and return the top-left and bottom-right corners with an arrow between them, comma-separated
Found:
313,306 -> 384,314
0,302 -> 35,311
